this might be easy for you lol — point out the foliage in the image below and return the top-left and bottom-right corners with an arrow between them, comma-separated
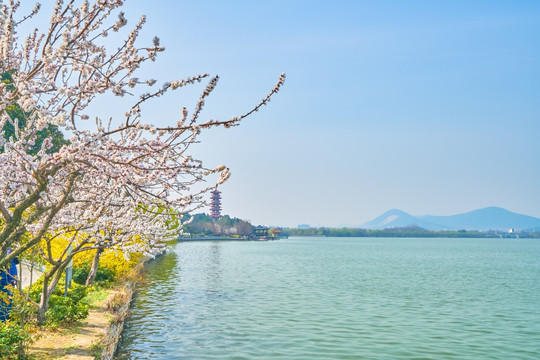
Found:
89,340 -> 105,358
0,285 -> 38,360
184,213 -> 253,236
72,261 -> 115,286
1,71 -> 69,155
99,251 -> 144,277
0,0 -> 283,327
0,0 -> 284,273
45,293 -> 89,328
28,277 -> 89,328
281,226 -> 494,238
43,233 -> 142,286
0,321 -> 33,359
83,287 -> 110,308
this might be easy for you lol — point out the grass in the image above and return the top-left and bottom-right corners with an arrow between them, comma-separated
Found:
27,288 -> 114,360
84,287 -> 111,309
89,340 -> 104,358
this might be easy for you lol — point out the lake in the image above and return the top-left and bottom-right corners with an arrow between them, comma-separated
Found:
116,237 -> 540,359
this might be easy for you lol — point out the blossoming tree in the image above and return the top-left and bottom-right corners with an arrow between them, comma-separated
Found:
0,0 -> 284,321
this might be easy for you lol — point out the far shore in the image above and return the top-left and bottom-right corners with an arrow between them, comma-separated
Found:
282,226 -> 540,239
179,235 -> 245,241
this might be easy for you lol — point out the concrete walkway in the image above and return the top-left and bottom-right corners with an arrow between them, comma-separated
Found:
19,262 -> 44,289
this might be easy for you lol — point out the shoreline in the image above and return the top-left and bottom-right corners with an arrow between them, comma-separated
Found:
100,283 -> 135,359
179,236 -> 285,241
27,284 -> 134,360
179,236 -> 244,241
27,262 -> 145,360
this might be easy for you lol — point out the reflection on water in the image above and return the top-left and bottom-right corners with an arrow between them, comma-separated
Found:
117,238 -> 540,359
206,243 -> 222,292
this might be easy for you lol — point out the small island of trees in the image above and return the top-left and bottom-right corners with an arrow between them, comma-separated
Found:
182,213 -> 254,237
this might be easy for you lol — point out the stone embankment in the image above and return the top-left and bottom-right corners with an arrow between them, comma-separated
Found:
99,282 -> 135,359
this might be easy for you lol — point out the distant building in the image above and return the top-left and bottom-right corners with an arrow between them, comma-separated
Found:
210,190 -> 222,219
272,228 -> 282,239
254,225 -> 269,238
298,224 -> 310,229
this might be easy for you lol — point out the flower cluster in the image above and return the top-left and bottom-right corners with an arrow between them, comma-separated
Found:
0,0 -> 285,269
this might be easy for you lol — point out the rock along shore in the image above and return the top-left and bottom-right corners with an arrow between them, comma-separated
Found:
99,281 -> 135,359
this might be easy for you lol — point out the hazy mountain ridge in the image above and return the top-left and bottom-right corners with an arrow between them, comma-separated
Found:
363,207 -> 540,231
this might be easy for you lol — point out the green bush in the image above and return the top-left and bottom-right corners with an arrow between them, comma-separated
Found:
28,278 -> 90,327
29,276 -> 87,301
45,293 -> 89,327
45,282 -> 89,327
72,263 -> 89,285
0,321 -> 31,359
72,262 -> 116,286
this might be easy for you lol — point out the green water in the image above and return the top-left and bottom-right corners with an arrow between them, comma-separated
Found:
116,237 -> 540,359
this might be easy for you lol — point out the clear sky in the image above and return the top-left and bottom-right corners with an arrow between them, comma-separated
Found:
22,1 -> 540,227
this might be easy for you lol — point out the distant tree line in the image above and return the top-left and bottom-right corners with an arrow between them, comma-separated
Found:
281,226 -> 540,238
183,213 -> 253,237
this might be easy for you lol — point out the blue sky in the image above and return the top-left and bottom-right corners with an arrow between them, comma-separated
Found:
22,1 -> 540,227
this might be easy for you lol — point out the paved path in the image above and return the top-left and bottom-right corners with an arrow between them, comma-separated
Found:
19,263 -> 44,289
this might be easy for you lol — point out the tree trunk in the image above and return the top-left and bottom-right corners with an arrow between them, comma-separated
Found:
37,261 -> 68,325
86,247 -> 104,286
37,273 -> 51,325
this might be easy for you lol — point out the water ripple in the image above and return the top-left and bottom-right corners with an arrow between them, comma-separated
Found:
117,238 -> 540,359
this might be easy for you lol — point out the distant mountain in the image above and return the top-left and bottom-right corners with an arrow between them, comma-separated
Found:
363,207 -> 540,231
363,209 -> 444,230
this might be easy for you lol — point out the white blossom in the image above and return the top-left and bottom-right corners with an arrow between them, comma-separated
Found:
0,0 -> 285,272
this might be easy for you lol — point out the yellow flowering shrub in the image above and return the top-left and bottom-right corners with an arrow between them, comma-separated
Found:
41,231 -> 146,281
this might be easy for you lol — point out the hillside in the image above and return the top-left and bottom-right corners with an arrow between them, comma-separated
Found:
363,207 -> 540,231
363,209 -> 443,230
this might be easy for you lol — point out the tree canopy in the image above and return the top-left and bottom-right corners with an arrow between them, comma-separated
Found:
183,213 -> 253,237
1,71 -> 68,155
0,0 -> 284,326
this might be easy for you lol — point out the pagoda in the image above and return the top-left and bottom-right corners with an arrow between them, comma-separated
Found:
210,190 -> 222,219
